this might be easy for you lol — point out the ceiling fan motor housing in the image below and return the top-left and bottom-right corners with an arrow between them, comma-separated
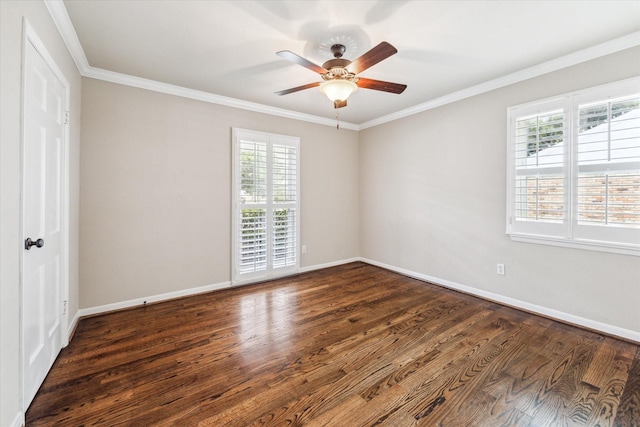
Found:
323,44 -> 351,71
322,58 -> 351,71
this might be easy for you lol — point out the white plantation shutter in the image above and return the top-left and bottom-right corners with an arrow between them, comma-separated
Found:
507,78 -> 640,255
508,98 -> 570,237
573,91 -> 640,246
238,138 -> 267,274
514,109 -> 567,220
232,129 -> 300,283
272,143 -> 297,269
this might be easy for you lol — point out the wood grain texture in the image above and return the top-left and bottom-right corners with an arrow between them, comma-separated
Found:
346,41 -> 397,74
26,262 -> 640,426
274,82 -> 320,96
615,346 -> 640,427
356,78 -> 407,94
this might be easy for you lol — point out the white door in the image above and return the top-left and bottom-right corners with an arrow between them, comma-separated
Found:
22,35 -> 67,409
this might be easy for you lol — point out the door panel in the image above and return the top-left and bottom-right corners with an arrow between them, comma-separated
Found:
22,38 -> 66,409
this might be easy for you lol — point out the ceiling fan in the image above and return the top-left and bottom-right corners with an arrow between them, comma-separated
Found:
275,41 -> 407,109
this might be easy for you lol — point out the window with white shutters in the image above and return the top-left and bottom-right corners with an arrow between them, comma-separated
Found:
507,78 -> 640,255
232,129 -> 300,283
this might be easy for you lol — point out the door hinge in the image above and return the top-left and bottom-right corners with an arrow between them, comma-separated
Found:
64,111 -> 70,125
63,300 -> 68,315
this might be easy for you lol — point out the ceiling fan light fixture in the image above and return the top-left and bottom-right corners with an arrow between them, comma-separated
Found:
319,79 -> 358,103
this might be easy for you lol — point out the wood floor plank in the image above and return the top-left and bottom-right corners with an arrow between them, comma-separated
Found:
410,318 -> 530,423
25,262 -> 640,426
614,346 -> 640,427
580,338 -> 636,426
514,342 -> 593,425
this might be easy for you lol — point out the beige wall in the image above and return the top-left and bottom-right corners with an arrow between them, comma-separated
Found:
359,46 -> 640,335
80,78 -> 359,308
0,1 -> 81,425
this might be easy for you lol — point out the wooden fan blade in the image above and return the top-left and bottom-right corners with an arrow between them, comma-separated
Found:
275,82 -> 320,96
276,51 -> 327,74
357,78 -> 407,94
346,42 -> 398,74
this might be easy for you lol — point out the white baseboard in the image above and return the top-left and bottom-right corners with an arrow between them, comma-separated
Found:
10,412 -> 24,427
360,257 -> 640,343
74,256 -> 639,343
77,280 -> 233,318
67,309 -> 81,340
299,257 -> 361,273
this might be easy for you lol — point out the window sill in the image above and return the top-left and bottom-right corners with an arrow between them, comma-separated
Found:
509,233 -> 640,257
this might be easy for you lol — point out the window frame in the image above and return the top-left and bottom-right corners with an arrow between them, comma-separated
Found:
506,77 -> 640,256
231,128 -> 301,285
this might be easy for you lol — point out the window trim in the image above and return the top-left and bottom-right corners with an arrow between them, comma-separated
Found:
506,77 -> 640,256
231,128 -> 301,285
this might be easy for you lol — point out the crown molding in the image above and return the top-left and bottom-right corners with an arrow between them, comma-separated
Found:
45,0 -> 639,132
359,31 -> 640,130
44,0 -> 90,73
83,66 -> 360,130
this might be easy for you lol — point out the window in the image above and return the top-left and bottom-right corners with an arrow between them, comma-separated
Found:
232,128 -> 300,283
507,78 -> 640,255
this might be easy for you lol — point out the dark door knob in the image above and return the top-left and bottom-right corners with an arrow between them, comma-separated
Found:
25,238 -> 44,250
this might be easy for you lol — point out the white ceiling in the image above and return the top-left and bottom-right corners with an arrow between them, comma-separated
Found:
60,0 -> 640,126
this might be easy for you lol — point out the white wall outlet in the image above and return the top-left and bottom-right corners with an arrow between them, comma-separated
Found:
302,245 -> 307,254
497,263 -> 505,276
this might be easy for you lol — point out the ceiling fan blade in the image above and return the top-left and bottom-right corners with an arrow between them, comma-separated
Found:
275,82 -> 320,96
276,50 -> 327,74
346,42 -> 398,74
357,78 -> 407,94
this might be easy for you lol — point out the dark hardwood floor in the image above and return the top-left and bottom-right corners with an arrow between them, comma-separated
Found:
27,262 -> 640,426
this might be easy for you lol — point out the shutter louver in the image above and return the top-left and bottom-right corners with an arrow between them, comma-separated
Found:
239,209 -> 267,273
239,140 -> 267,204
272,144 -> 297,203
273,208 -> 296,268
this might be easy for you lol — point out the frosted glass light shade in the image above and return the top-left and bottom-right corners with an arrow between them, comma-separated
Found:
319,79 -> 357,102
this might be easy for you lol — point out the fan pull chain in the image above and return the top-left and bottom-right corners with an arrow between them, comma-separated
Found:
336,110 -> 340,130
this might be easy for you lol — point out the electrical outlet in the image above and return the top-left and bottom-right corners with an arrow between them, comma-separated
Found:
497,263 -> 505,276
302,245 -> 307,254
